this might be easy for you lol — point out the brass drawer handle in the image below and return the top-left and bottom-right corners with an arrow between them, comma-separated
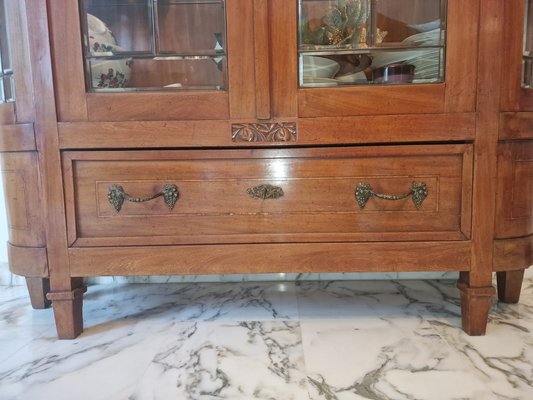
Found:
247,184 -> 284,200
108,184 -> 179,212
355,182 -> 428,209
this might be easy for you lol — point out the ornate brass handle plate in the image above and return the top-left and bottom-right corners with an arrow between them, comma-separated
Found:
355,182 -> 428,209
247,184 -> 284,200
108,184 -> 179,212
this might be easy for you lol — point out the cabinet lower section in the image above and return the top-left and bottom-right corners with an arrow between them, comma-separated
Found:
2,143 -> 530,339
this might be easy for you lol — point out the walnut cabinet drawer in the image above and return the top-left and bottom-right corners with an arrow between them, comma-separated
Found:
62,145 -> 473,246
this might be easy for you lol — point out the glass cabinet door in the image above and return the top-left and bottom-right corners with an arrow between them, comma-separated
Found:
80,0 -> 227,91
298,0 -> 446,87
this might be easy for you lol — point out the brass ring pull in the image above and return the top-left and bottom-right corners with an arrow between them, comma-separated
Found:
355,182 -> 428,209
108,184 -> 179,212
247,184 -> 284,200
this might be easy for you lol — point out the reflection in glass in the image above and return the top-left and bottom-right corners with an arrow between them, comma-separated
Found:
298,0 -> 447,87
0,0 -> 14,103
80,0 -> 227,92
523,0 -> 533,88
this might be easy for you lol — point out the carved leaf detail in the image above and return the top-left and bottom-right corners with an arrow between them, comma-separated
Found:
232,123 -> 297,142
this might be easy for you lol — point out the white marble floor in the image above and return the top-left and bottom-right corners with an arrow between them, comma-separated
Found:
0,274 -> 532,400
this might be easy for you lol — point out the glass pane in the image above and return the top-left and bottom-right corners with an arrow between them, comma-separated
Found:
80,0 -> 227,91
82,0 -> 153,53
157,0 -> 226,54
298,0 -> 447,87
0,0 -> 11,71
1,73 -> 14,102
0,0 -> 14,103
523,0 -> 533,87
87,56 -> 226,91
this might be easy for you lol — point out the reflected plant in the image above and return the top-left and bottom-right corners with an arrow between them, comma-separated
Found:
301,0 -> 370,47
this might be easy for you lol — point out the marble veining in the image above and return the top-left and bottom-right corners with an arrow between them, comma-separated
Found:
0,272 -> 531,400
131,321 -> 308,400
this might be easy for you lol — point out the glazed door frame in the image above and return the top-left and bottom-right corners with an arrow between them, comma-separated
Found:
269,0 -> 479,118
47,0 -> 258,122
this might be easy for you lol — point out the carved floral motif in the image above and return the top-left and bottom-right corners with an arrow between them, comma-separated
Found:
232,123 -> 297,142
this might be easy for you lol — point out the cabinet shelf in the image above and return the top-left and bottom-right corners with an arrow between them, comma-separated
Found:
86,51 -> 226,61
299,44 -> 444,57
89,0 -> 224,6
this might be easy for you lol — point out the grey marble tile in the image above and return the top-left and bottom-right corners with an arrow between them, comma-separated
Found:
0,319 -> 170,400
131,320 -> 309,400
300,317 -> 495,400
426,277 -> 533,400
0,286 -> 55,328
81,281 -> 299,330
0,274 -> 530,400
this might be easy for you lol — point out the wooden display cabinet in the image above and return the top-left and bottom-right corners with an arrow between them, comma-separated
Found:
0,0 -> 530,339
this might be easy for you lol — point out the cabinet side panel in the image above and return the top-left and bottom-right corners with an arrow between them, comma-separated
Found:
495,141 -> 533,238
0,152 -> 46,248
500,112 -> 533,140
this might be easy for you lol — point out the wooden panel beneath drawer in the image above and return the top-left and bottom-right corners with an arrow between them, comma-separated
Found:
63,145 -> 473,246
495,141 -> 533,238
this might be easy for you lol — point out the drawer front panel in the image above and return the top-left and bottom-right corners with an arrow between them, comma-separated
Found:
63,146 -> 472,246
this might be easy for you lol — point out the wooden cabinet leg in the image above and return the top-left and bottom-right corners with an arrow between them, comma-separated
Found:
457,276 -> 496,336
24,277 -> 52,309
46,279 -> 87,339
497,269 -> 525,304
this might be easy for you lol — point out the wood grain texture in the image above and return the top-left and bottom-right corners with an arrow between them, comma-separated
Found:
0,152 -> 46,247
444,0 -> 479,112
68,242 -> 471,277
0,103 -> 15,125
47,0 -> 87,121
500,0 -> 524,111
497,269 -> 526,303
7,243 -> 48,277
493,236 -> 533,272
57,114 -> 476,149
469,0 -> 504,287
58,121 -> 230,149
500,112 -> 533,140
86,92 -> 229,121
0,124 -> 36,152
227,0 -> 256,119
495,141 -> 533,239
298,84 -> 445,117
297,114 -> 476,144
46,283 -> 86,340
63,145 -> 471,246
457,280 -> 496,336
253,0 -> 271,119
26,0 -> 72,294
25,277 -> 51,309
269,0 -> 298,117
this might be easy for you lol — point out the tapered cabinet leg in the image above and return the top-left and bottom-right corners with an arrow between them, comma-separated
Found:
457,278 -> 496,336
46,280 -> 87,339
497,269 -> 525,304
25,277 -> 52,309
